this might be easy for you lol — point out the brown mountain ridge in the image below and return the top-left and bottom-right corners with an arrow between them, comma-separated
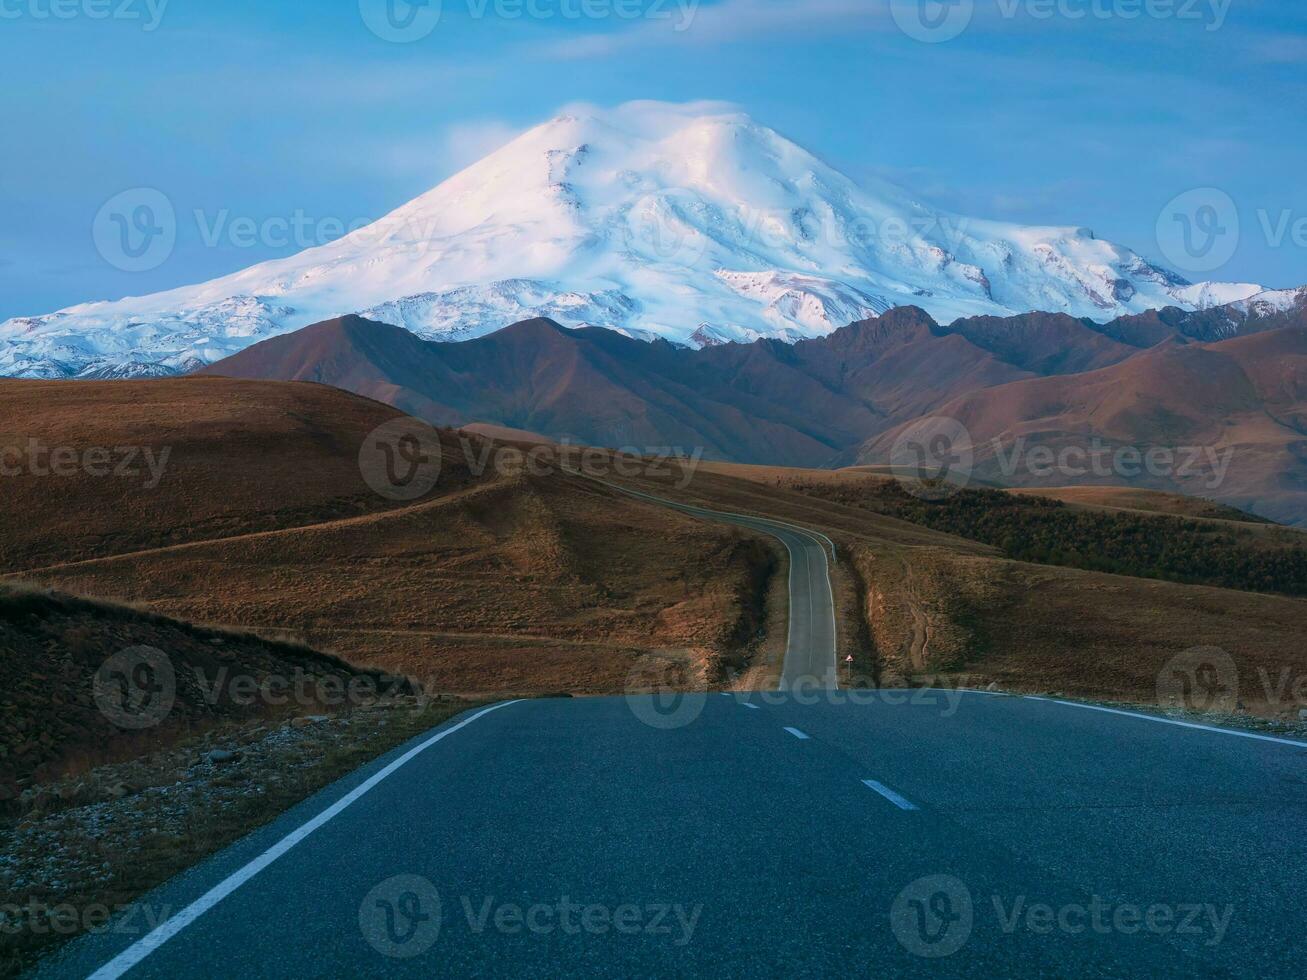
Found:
200,296 -> 1307,525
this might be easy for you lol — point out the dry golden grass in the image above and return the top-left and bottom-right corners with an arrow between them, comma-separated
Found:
591,453 -> 1307,719
0,583 -> 414,787
8,378 -> 1305,733
1004,485 -> 1274,524
2,380 -> 780,699
15,472 -> 775,695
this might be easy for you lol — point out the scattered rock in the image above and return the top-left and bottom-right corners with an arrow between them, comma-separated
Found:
203,749 -> 239,765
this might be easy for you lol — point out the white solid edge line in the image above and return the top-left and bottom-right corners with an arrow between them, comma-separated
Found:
1029,696 -> 1307,749
783,727 -> 810,740
817,536 -> 838,686
862,779 -> 920,811
87,699 -> 524,980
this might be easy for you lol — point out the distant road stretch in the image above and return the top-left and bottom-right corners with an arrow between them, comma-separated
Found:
567,473 -> 838,691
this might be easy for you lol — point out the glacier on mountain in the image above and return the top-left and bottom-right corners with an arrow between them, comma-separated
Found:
0,100 -> 1269,378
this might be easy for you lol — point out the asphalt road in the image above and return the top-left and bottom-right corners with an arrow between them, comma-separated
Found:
42,692 -> 1307,978
34,482 -> 1307,977
563,474 -> 839,691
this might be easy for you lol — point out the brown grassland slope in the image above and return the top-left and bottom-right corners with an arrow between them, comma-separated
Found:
6,377 -> 1306,719
1004,485 -> 1273,523
20,473 -> 777,695
0,583 -> 408,788
0,580 -> 475,978
602,458 -> 1307,719
0,377 -> 475,570
0,379 -> 779,696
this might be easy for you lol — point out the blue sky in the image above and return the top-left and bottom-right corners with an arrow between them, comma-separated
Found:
1,0 -> 1304,320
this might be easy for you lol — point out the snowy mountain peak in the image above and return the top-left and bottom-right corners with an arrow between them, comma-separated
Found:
0,100 -> 1270,379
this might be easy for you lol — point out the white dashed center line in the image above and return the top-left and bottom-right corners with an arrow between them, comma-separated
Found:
861,779 -> 919,811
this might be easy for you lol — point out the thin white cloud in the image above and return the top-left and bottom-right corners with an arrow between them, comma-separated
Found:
320,120 -> 524,184
439,120 -> 525,171
537,0 -> 893,59
1252,33 -> 1307,63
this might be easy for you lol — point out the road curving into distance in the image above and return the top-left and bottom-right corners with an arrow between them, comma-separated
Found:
39,467 -> 1307,978
563,471 -> 839,691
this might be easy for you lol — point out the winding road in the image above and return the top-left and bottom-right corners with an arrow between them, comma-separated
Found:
569,474 -> 839,691
36,477 -> 1307,979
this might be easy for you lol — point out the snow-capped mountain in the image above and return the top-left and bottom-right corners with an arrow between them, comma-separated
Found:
0,100 -> 1271,379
